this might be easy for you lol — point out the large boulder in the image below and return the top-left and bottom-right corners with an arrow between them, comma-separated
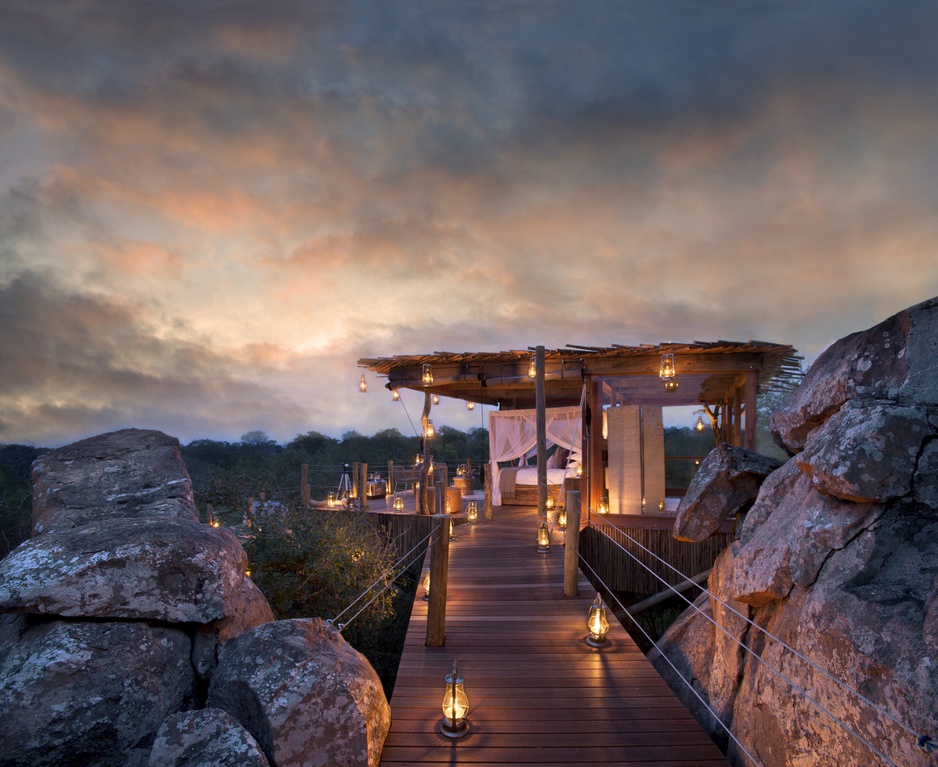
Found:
30,428 -> 198,533
653,298 -> 938,767
673,443 -> 781,542
207,618 -> 391,767
771,295 -> 938,452
149,709 -> 270,767
0,618 -> 197,767
0,516 -> 255,622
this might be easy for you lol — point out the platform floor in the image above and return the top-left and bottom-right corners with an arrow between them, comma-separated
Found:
379,504 -> 729,766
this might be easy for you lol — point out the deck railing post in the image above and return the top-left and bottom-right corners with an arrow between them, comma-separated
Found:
564,490 -> 581,597
426,513 -> 451,647
484,463 -> 494,520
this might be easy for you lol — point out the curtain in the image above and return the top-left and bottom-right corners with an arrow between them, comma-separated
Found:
488,406 -> 582,505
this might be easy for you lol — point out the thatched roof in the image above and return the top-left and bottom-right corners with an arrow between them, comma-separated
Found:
358,340 -> 802,410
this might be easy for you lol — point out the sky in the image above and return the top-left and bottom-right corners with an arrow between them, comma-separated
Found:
1,0 -> 937,449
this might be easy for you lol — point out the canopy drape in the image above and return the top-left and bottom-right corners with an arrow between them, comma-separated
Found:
488,406 -> 582,506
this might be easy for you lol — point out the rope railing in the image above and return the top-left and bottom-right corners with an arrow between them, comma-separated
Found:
577,551 -> 765,767
328,529 -> 434,632
585,510 -> 934,764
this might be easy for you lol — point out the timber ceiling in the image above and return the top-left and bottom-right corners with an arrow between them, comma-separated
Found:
358,341 -> 802,410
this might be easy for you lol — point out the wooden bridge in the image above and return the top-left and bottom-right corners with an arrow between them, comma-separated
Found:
379,504 -> 729,766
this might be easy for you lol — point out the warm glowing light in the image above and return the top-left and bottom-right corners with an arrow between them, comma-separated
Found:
422,363 -> 434,386
466,400 -> 475,410
433,394 -> 440,405
425,419 -> 435,438
587,593 -> 610,646
415,454 -> 422,465
467,501 -> 478,523
664,378 -> 679,392
527,357 -> 537,379
546,494 -> 554,510
245,569 -> 252,578
695,414 -> 705,431
576,465 -> 582,478
423,570 -> 431,601
658,499 -> 665,511
211,519 -> 220,528
599,498 -> 609,515
659,353 -> 676,380
392,388 -> 400,401
537,519 -> 550,553
557,508 -> 567,529
327,492 -> 336,508
359,374 -> 368,393
440,661 -> 470,738
393,496 -> 405,512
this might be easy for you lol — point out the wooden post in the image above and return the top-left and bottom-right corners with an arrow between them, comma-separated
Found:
744,370 -> 758,451
588,380 -> 603,520
300,464 -> 310,507
536,345 -> 547,523
484,463 -> 494,520
351,462 -> 359,501
564,491 -> 581,597
360,463 -> 368,510
420,391 -> 433,515
387,460 -> 394,496
426,514 -> 451,647
206,503 -> 214,525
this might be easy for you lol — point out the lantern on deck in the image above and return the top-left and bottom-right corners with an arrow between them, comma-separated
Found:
546,494 -> 554,511
423,570 -> 431,601
598,498 -> 609,515
440,661 -> 470,738
327,492 -> 336,508
467,501 -> 478,524
587,593 -> 610,646
537,519 -> 550,553
393,496 -> 405,512
557,507 -> 567,529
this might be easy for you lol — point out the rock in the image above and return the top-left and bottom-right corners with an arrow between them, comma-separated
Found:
673,443 -> 781,542
192,577 -> 276,679
0,619 -> 197,767
0,516 -> 253,622
149,709 -> 270,767
771,296 -> 938,453
30,428 -> 197,534
795,400 -> 930,503
208,618 -> 391,767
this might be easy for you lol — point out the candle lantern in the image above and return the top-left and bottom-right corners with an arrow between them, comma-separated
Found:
659,352 -> 676,380
546,494 -> 554,511
587,593 -> 610,646
466,400 -> 475,410
327,492 -> 336,508
423,570 -> 431,601
393,495 -> 405,512
664,378 -> 679,392
359,374 -> 367,393
422,363 -> 434,386
695,414 -> 705,432
467,501 -> 478,524
440,661 -> 470,738
392,388 -> 400,401
598,498 -> 609,515
527,357 -> 537,379
557,507 -> 567,529
425,419 -> 435,439
433,394 -> 440,405
537,519 -> 550,553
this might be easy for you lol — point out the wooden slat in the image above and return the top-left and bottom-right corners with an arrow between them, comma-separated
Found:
380,505 -> 728,766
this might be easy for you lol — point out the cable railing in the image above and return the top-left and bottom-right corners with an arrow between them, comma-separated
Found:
583,507 -> 936,766
327,529 -> 434,633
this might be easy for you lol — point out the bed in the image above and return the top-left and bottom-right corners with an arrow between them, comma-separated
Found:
488,406 -> 583,507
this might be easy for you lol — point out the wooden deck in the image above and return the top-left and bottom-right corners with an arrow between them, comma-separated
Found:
380,504 -> 729,766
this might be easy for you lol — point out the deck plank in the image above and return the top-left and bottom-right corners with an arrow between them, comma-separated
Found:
379,505 -> 728,766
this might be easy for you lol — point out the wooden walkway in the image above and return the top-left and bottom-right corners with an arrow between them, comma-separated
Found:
380,504 -> 729,766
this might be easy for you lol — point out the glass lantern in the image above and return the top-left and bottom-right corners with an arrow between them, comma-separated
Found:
327,492 -> 336,508
422,363 -> 434,386
440,661 -> 470,738
393,496 -> 405,512
557,507 -> 567,529
587,593 -> 610,646
537,519 -> 550,553
423,570 -> 430,602
467,501 -> 478,524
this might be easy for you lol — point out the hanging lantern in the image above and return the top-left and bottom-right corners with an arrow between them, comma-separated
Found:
467,501 -> 478,524
440,661 -> 470,738
695,414 -> 705,432
422,363 -> 434,386
466,400 -> 475,410
425,419 -> 435,438
433,394 -> 440,405
546,494 -> 554,511
327,492 -> 336,508
659,353 -> 676,380
415,454 -> 422,466
392,389 -> 400,401
537,519 -> 550,553
359,374 -> 368,393
586,593 -> 610,646
393,495 -> 405,512
557,507 -> 567,529
423,570 -> 431,601
598,498 -> 609,515
527,357 -> 537,379
664,378 -> 679,392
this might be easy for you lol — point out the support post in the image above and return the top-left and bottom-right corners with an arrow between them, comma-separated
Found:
535,345 -> 547,523
420,391 -> 433,515
426,513 -> 451,647
564,491 -> 581,597
360,463 -> 368,510
484,463 -> 494,520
